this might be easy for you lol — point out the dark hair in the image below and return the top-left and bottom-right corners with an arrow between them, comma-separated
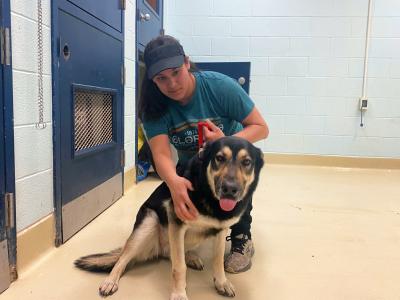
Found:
138,35 -> 197,122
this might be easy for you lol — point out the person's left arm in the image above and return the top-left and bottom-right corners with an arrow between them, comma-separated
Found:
233,106 -> 268,142
203,75 -> 269,143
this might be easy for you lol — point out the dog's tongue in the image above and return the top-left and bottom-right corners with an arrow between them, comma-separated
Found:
219,198 -> 237,211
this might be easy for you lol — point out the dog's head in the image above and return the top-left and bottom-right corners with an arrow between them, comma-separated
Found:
198,136 -> 264,212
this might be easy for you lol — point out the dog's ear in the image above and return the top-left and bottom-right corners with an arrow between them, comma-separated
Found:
198,140 -> 214,161
198,147 -> 205,160
255,147 -> 264,170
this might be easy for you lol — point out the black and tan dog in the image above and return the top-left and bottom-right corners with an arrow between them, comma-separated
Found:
75,136 -> 264,300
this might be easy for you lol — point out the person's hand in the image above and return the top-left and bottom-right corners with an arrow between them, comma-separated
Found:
167,175 -> 198,221
203,119 -> 225,142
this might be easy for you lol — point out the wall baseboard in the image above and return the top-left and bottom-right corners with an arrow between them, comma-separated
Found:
17,214 -> 55,275
264,153 -> 400,169
124,167 -> 136,192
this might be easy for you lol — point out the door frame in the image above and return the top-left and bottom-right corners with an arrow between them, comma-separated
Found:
51,0 -> 125,246
135,0 -> 164,181
0,0 -> 17,282
51,0 -> 62,247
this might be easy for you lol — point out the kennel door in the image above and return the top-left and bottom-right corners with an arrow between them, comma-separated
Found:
137,0 -> 163,51
0,1 -> 15,291
195,62 -> 251,94
0,48 -> 10,295
65,0 -> 122,32
57,1 -> 124,242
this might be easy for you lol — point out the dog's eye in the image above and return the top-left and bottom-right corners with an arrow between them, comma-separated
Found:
241,158 -> 252,167
215,155 -> 226,163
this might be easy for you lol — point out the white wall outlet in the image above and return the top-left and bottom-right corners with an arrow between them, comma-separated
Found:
359,98 -> 368,111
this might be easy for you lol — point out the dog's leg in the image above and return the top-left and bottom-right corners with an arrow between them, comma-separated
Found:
99,209 -> 160,297
185,250 -> 204,271
169,222 -> 188,300
213,229 -> 235,297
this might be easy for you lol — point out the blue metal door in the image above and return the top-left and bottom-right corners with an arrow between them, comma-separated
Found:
0,46 -> 10,294
137,0 -> 163,51
0,0 -> 15,292
66,0 -> 123,32
195,62 -> 251,94
54,1 -> 124,242
0,44 -> 5,251
0,45 -> 8,293
136,0 -> 163,181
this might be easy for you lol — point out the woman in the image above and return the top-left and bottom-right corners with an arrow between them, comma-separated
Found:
139,35 -> 269,273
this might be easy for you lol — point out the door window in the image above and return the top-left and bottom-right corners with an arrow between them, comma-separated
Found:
145,0 -> 159,14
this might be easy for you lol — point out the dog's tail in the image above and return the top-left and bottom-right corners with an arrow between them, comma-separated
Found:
74,248 -> 122,272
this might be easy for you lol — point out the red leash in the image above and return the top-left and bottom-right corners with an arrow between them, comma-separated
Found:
197,121 -> 211,150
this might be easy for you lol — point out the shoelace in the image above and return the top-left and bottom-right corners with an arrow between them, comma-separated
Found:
226,235 -> 249,255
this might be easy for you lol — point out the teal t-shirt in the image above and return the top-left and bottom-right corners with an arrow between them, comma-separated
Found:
142,71 -> 255,164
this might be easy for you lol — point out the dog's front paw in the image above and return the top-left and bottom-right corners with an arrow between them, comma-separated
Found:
214,278 -> 235,297
99,277 -> 119,297
170,292 -> 189,300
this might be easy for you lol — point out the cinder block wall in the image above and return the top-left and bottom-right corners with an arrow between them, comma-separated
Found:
11,0 -> 136,232
124,0 -> 137,172
164,0 -> 400,158
11,0 -> 53,232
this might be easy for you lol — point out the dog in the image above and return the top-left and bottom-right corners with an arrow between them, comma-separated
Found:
74,136 -> 264,300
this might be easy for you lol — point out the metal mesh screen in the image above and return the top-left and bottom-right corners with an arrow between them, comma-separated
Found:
74,90 -> 113,152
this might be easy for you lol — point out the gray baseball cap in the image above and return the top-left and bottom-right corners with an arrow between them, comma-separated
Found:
144,36 -> 186,79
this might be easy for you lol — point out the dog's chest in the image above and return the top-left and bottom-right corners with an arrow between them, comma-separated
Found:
182,215 -> 239,250
186,215 -> 239,237
189,215 -> 240,229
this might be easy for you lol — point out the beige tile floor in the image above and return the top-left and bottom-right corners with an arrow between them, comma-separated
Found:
2,164 -> 400,300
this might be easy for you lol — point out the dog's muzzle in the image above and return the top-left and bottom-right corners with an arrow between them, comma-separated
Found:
218,178 -> 241,212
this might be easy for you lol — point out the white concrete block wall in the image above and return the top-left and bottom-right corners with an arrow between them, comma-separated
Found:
11,0 -> 53,232
11,1 -> 137,231
165,0 -> 400,158
124,0 -> 136,172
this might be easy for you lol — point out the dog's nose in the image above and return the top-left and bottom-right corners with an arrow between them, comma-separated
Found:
221,180 -> 239,198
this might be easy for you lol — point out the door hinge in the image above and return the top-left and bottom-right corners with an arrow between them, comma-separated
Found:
121,149 -> 126,167
121,65 -> 126,86
0,27 -> 11,66
5,193 -> 15,229
120,0 -> 126,10
160,28 -> 165,36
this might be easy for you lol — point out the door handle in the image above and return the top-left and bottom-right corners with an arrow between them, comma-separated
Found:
140,12 -> 151,22
238,77 -> 246,86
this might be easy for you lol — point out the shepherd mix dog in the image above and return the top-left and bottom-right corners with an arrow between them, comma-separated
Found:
75,136 -> 264,300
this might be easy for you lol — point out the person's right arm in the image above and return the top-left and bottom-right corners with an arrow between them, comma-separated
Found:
148,134 -> 198,221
